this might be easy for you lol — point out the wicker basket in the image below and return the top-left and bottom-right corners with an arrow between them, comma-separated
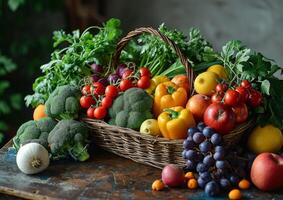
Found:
83,27 -> 254,169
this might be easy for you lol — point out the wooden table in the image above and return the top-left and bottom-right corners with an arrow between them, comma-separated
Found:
0,142 -> 282,200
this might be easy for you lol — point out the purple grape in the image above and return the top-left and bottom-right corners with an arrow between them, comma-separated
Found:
230,175 -> 240,186
196,162 -> 208,173
199,141 -> 212,153
211,133 -> 222,145
213,151 -> 225,161
182,150 -> 186,159
219,178 -> 231,190
193,132 -> 205,144
197,177 -> 207,189
183,138 -> 195,150
216,160 -> 228,169
91,63 -> 103,74
107,73 -> 120,84
92,74 -> 100,82
197,122 -> 205,131
116,63 -> 127,77
200,171 -> 212,182
195,152 -> 204,162
215,146 -> 225,153
186,150 -> 197,160
97,78 -> 109,86
186,160 -> 196,170
187,127 -> 199,138
203,155 -> 215,167
202,127 -> 214,138
205,181 -> 220,197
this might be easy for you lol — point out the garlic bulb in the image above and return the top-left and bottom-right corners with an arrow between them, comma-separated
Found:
16,143 -> 49,174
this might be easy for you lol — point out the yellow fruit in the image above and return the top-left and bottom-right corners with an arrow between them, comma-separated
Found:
228,189 -> 242,200
207,64 -> 228,80
33,104 -> 47,121
140,119 -> 161,136
194,71 -> 218,96
247,125 -> 283,154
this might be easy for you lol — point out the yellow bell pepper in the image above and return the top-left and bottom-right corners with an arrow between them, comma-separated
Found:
158,106 -> 195,139
145,80 -> 156,95
146,75 -> 170,95
153,81 -> 187,117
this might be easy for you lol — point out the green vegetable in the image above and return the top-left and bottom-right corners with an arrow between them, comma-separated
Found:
13,117 -> 57,150
47,119 -> 89,162
108,88 -> 153,130
45,84 -> 81,120
25,18 -> 122,108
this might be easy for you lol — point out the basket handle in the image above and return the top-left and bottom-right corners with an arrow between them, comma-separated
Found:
111,27 -> 194,95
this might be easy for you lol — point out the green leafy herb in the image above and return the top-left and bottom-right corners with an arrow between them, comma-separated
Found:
25,18 -> 122,107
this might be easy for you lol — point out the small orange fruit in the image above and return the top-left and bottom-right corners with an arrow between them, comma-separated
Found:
228,189 -> 242,200
185,172 -> 195,180
187,178 -> 198,189
238,179 -> 250,190
152,179 -> 165,191
33,104 -> 47,120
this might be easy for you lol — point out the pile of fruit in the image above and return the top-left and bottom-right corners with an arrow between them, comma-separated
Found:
12,18 -> 283,198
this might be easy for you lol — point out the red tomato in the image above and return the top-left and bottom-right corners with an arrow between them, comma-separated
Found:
241,80 -> 251,89
81,85 -> 91,95
105,85 -> 119,98
86,107 -> 95,118
224,89 -> 240,106
122,69 -> 133,79
215,83 -> 228,92
211,92 -> 224,104
120,79 -> 133,91
92,82 -> 105,96
139,67 -> 151,77
137,76 -> 151,89
94,106 -> 107,119
80,96 -> 95,109
248,89 -> 262,107
204,103 -> 236,135
101,96 -> 113,108
235,86 -> 249,103
232,104 -> 249,123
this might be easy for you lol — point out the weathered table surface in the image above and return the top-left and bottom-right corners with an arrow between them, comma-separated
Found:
0,141 -> 282,200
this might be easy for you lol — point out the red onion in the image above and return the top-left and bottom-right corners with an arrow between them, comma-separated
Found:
91,63 -> 104,74
116,64 -> 127,77
107,74 -> 120,84
98,78 -> 109,87
92,74 -> 100,82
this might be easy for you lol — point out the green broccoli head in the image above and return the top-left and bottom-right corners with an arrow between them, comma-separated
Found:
45,85 -> 81,120
13,117 -> 57,150
108,88 -> 153,130
48,119 -> 89,162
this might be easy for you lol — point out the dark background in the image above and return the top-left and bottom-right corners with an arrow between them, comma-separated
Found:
1,0 -> 283,145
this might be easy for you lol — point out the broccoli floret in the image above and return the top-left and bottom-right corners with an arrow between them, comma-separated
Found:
45,85 -> 81,120
108,88 -> 153,130
13,117 -> 57,150
48,119 -> 89,162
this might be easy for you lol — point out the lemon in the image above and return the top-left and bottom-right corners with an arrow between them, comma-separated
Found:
247,125 -> 283,154
140,119 -> 161,136
207,64 -> 228,80
194,71 -> 218,96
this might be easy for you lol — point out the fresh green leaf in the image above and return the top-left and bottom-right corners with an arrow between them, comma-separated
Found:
0,81 -> 10,95
8,0 -> 25,11
0,101 -> 11,115
261,79 -> 270,95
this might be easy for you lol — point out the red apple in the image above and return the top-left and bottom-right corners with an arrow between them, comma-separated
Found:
186,94 -> 211,121
251,153 -> 283,191
161,164 -> 184,187
232,103 -> 248,124
203,103 -> 236,134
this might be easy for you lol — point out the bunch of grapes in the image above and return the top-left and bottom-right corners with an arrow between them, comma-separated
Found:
182,122 -> 247,196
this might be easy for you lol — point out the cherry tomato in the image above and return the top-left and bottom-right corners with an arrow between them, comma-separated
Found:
120,79 -> 133,91
137,76 -> 151,89
241,80 -> 251,89
80,96 -> 95,109
92,82 -> 105,95
101,96 -> 113,108
235,86 -> 249,103
215,83 -> 228,92
139,67 -> 151,77
248,89 -> 262,107
81,85 -> 91,95
122,69 -> 133,79
232,104 -> 249,123
224,89 -> 240,106
86,107 -> 95,118
211,92 -> 224,104
94,106 -> 107,119
105,85 -> 119,98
